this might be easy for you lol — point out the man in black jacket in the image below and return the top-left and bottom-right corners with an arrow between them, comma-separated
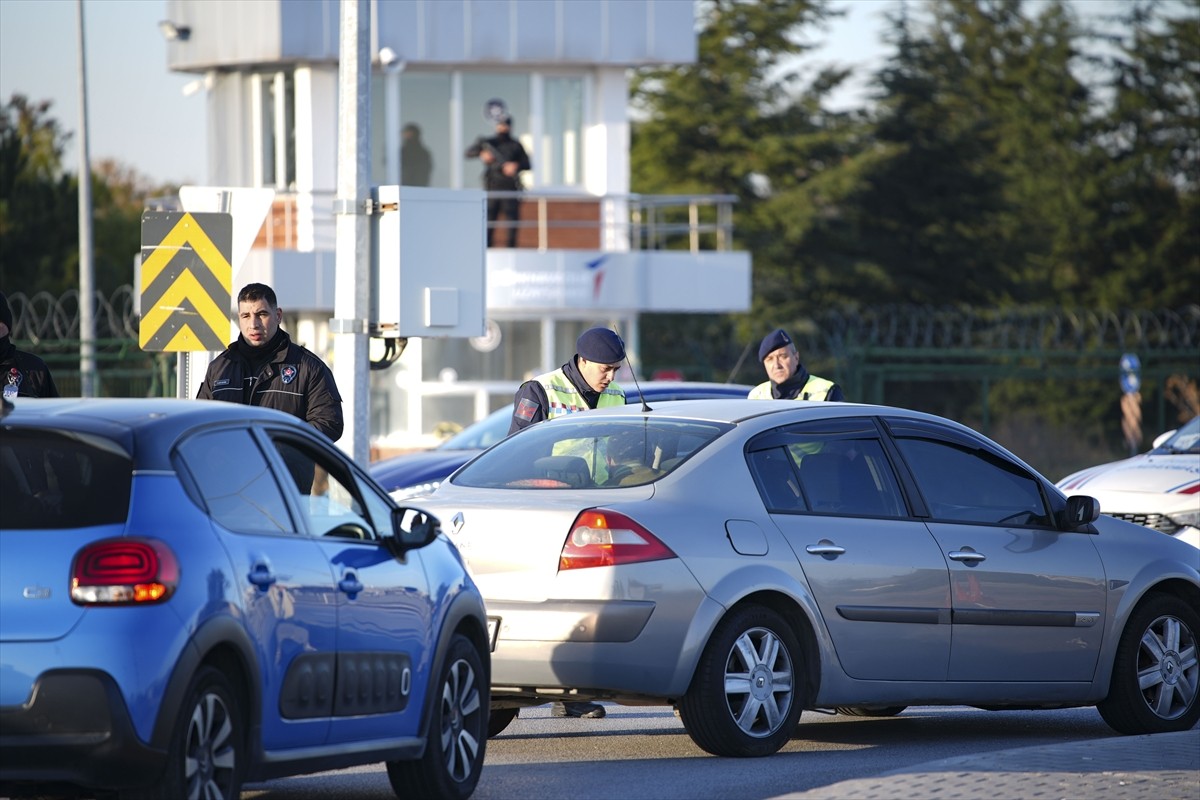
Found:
466,114 -> 531,247
197,283 -> 343,442
0,291 -> 59,400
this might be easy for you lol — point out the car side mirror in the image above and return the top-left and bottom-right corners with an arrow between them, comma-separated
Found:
1058,495 -> 1100,531
386,506 -> 441,558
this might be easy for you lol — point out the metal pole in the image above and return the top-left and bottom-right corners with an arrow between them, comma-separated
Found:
332,0 -> 372,463
76,0 -> 96,397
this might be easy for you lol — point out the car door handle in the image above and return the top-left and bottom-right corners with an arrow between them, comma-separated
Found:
806,541 -> 846,556
339,573 -> 364,596
948,549 -> 987,564
248,563 -> 276,589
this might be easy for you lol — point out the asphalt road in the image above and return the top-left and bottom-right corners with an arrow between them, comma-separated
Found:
241,704 -> 1121,800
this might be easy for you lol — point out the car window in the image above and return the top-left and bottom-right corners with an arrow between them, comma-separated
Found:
177,429 -> 294,534
1155,416 -> 1199,454
1,429 -> 132,530
270,437 -> 378,541
894,436 -> 1052,526
453,417 -> 733,489
749,435 -> 906,518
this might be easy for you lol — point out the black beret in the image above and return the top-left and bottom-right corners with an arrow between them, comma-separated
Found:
758,328 -> 793,361
576,327 -> 625,364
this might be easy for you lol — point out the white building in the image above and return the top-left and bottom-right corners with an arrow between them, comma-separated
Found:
163,0 -> 751,450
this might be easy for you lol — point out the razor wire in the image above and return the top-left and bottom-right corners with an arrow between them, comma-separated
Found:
7,287 -> 1199,354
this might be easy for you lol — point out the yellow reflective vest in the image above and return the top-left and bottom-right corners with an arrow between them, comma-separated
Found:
535,368 -> 624,482
749,374 -> 837,401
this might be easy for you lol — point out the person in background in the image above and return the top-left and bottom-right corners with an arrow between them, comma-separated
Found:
196,282 -> 344,442
465,114 -> 531,248
748,328 -> 845,401
0,291 -> 59,399
401,123 -> 433,186
506,325 -> 628,720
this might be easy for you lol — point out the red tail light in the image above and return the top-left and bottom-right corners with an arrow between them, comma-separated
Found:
560,509 -> 676,571
71,539 -> 180,605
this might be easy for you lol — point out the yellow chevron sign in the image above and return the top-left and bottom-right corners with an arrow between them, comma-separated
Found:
139,212 -> 232,352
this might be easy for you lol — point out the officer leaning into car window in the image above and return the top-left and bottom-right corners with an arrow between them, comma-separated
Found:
197,282 -> 344,442
0,291 -> 59,400
748,328 -> 845,401
505,326 -> 627,720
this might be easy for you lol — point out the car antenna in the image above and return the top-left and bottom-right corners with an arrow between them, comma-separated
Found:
620,330 -> 652,412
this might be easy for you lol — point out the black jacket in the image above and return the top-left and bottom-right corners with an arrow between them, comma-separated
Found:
465,132 -> 531,191
196,330 -> 344,442
0,339 -> 60,399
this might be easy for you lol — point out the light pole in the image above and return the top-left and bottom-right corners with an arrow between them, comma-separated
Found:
76,0 -> 96,397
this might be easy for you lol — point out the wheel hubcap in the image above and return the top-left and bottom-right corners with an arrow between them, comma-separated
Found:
1139,615 -> 1198,720
724,626 -> 794,738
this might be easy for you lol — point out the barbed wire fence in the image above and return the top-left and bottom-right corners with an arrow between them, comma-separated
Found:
11,288 -> 1199,354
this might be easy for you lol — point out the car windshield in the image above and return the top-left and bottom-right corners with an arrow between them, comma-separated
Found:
452,416 -> 733,489
1154,417 -> 1200,455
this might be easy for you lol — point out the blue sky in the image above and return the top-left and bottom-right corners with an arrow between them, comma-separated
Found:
0,0 -> 1135,187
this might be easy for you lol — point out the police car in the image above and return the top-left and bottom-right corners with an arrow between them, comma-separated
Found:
1057,416 -> 1200,548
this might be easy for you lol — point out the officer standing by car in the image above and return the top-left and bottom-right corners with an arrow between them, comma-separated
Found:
197,282 -> 344,442
749,328 -> 845,401
505,325 -> 627,719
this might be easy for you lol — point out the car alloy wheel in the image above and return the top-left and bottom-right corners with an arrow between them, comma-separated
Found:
387,633 -> 488,800
1098,593 -> 1200,734
679,604 -> 805,757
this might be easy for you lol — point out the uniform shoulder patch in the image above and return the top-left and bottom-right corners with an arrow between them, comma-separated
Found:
514,397 -> 538,422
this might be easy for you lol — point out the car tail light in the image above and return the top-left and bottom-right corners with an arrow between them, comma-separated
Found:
560,509 -> 676,571
71,538 -> 180,605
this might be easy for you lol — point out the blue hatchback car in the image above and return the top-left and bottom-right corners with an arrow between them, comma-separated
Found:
0,398 -> 490,800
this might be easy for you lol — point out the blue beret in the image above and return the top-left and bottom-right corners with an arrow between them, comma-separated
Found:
758,328 -> 793,361
577,327 -> 625,364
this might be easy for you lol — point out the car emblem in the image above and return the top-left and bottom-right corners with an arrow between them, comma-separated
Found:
452,512 -> 464,533
22,586 -> 51,600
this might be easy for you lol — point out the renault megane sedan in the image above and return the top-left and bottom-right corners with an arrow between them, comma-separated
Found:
418,399 -> 1200,758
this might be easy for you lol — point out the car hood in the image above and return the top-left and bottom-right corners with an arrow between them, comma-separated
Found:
369,448 -> 481,492
1058,453 -> 1200,496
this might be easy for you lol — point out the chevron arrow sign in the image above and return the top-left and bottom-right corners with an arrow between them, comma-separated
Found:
139,212 -> 233,352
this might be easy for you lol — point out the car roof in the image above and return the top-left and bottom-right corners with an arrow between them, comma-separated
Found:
1,398 -> 308,471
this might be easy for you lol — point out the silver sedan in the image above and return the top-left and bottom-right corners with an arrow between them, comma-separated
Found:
419,399 -> 1200,758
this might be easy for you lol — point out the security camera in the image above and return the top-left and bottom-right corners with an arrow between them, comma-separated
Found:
379,47 -> 405,72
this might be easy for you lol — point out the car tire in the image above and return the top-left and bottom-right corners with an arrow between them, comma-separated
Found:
122,665 -> 243,800
386,634 -> 488,800
1097,593 -> 1200,734
487,707 -> 520,738
678,604 -> 804,758
834,706 -> 907,717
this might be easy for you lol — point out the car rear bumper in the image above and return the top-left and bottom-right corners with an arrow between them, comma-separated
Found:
0,670 -> 165,792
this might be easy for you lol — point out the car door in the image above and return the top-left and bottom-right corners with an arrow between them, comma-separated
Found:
884,418 -> 1107,682
263,431 -> 433,744
175,427 -> 337,750
748,418 -> 952,681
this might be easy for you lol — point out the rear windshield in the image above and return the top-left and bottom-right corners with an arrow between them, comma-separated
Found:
0,430 -> 132,529
452,417 -> 732,489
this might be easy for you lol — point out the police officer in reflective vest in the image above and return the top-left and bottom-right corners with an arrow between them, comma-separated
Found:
508,327 -> 626,434
505,326 -> 626,721
748,328 -> 845,401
